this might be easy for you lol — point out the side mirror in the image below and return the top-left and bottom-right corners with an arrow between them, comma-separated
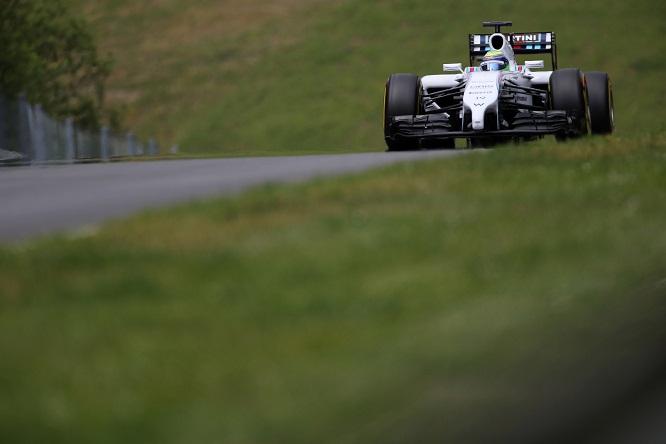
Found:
443,63 -> 464,73
525,60 -> 545,69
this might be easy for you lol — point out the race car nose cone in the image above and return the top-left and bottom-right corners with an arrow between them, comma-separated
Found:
464,72 -> 501,132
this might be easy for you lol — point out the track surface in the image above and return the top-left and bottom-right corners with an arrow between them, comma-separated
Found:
0,151 -> 458,243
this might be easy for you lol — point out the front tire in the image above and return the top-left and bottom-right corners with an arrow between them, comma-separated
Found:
585,71 -> 614,135
549,68 -> 588,139
384,73 -> 421,151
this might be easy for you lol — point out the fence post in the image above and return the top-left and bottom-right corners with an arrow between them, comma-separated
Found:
0,88 -> 7,151
17,93 -> 32,161
36,105 -> 48,163
64,119 -> 75,161
27,104 -> 47,164
100,126 -> 109,161
148,139 -> 158,155
127,132 -> 135,156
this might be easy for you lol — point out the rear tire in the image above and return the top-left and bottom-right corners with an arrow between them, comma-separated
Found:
585,71 -> 614,134
549,68 -> 588,139
384,73 -> 421,151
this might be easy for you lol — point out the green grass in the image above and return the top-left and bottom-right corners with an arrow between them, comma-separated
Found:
2,135 -> 666,443
3,0 -> 666,442
64,0 -> 666,153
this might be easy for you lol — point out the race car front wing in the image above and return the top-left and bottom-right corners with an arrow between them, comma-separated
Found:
386,110 -> 582,142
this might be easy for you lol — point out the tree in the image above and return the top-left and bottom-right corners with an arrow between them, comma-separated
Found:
0,0 -> 112,130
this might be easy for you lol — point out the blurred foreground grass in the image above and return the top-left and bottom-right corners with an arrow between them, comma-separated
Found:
1,135 -> 666,442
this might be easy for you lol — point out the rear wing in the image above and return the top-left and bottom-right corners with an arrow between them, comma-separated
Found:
469,32 -> 558,69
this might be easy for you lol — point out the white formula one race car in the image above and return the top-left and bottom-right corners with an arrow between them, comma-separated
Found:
383,21 -> 615,150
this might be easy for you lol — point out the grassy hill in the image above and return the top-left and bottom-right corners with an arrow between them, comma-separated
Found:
65,0 -> 665,153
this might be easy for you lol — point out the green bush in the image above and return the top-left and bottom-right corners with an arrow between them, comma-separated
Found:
0,0 -> 112,129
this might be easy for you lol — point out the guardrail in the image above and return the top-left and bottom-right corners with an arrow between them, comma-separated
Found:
0,90 -> 159,166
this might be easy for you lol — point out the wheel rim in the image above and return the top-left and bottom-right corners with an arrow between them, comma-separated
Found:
608,81 -> 615,132
582,72 -> 590,134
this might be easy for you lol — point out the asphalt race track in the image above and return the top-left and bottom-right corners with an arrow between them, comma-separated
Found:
0,151 -> 459,243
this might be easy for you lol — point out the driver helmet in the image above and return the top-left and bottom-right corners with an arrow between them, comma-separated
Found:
480,50 -> 509,71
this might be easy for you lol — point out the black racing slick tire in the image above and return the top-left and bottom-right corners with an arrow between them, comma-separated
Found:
549,68 -> 588,139
384,73 -> 421,151
585,71 -> 615,135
